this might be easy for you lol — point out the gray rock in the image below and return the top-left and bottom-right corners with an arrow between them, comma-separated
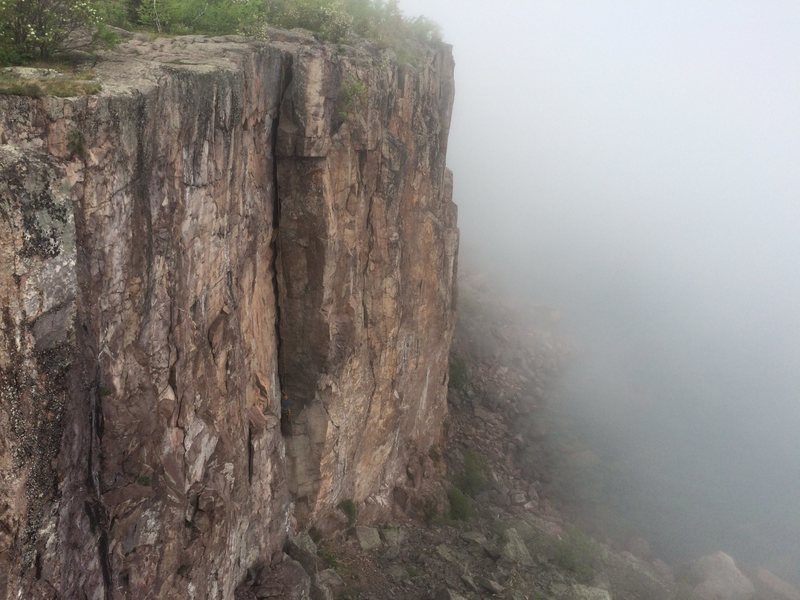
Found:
253,555 -> 311,599
565,584 -> 612,600
2,66 -> 61,79
501,527 -> 533,566
461,530 -> 488,546
754,568 -> 800,600
287,531 -> 322,574
355,526 -> 382,551
478,577 -> 505,594
387,564 -> 410,582
528,482 -> 541,502
310,581 -> 333,600
311,568 -> 345,600
690,552 -> 755,600
461,573 -> 478,591
510,491 -> 527,505
315,569 -> 343,593
604,548 -> 673,600
436,590 -> 468,600
380,526 -> 407,547
436,543 -> 459,564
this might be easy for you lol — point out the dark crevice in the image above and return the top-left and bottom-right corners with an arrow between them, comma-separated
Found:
86,371 -> 112,599
247,424 -> 254,485
352,150 -> 378,464
272,55 -> 293,437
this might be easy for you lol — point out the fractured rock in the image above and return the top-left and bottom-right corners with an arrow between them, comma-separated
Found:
566,584 -> 613,600
501,527 -> 534,566
355,526 -> 382,551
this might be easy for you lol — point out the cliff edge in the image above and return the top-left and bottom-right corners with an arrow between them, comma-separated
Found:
0,30 -> 456,599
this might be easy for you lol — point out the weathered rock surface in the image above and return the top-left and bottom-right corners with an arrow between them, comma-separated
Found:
274,33 -> 457,525
0,29 -> 456,599
500,527 -> 533,566
355,526 -> 382,551
690,552 -> 755,600
564,584 -> 613,600
0,145 -> 75,600
754,568 -> 800,600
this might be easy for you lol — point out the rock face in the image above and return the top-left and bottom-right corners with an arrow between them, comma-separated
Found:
690,552 -> 755,600
0,31 -> 456,599
273,33 -> 457,523
754,568 -> 800,600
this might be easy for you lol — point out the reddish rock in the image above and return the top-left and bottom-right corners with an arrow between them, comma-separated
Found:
0,29 -> 456,599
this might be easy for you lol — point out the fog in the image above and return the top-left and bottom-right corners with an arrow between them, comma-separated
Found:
401,0 -> 800,581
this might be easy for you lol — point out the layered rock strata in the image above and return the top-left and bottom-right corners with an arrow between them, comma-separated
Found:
0,30 -> 456,599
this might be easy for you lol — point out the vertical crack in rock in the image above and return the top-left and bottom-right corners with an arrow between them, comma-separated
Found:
85,372 -> 112,599
273,55 -> 294,438
272,44 -> 457,525
353,151 -> 379,469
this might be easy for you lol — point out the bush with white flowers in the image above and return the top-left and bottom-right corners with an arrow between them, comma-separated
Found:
0,0 -> 100,59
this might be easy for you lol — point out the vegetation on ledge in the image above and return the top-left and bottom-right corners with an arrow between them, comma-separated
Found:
0,66 -> 101,96
0,0 -> 441,66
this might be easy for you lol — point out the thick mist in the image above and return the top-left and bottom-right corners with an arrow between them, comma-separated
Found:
401,0 -> 800,581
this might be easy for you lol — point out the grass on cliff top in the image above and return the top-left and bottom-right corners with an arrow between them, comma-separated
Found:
117,0 -> 441,50
0,68 -> 101,97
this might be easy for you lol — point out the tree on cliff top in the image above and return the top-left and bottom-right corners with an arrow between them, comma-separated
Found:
0,0 -> 100,60
0,0 -> 441,65
135,0 -> 440,44
136,0 -> 262,35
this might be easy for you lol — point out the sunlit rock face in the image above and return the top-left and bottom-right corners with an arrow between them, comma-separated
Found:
0,31 -> 456,600
274,36 -> 457,527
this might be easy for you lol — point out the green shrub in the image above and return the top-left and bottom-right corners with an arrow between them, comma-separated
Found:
0,0 -> 441,63
138,0 -> 262,34
337,498 -> 357,527
458,448 -> 488,497
0,45 -> 22,67
447,486 -> 472,521
93,22 -> 121,48
553,528 -> 600,583
317,541 -> 339,568
67,128 -> 85,157
0,70 -> 101,96
336,75 -> 367,119
345,0 -> 439,46
96,0 -> 133,28
262,0 -> 441,47
448,353 -> 468,391
308,525 -> 323,543
0,0 -> 101,59
422,497 -> 439,525
263,0 -> 352,41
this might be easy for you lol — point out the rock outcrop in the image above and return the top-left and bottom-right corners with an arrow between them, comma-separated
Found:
754,568 -> 800,600
690,552 -> 755,600
0,30 -> 456,599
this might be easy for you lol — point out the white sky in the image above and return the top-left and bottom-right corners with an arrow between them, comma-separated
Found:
398,0 -> 800,573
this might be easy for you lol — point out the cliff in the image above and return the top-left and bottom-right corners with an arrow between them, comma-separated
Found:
0,30 -> 456,599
